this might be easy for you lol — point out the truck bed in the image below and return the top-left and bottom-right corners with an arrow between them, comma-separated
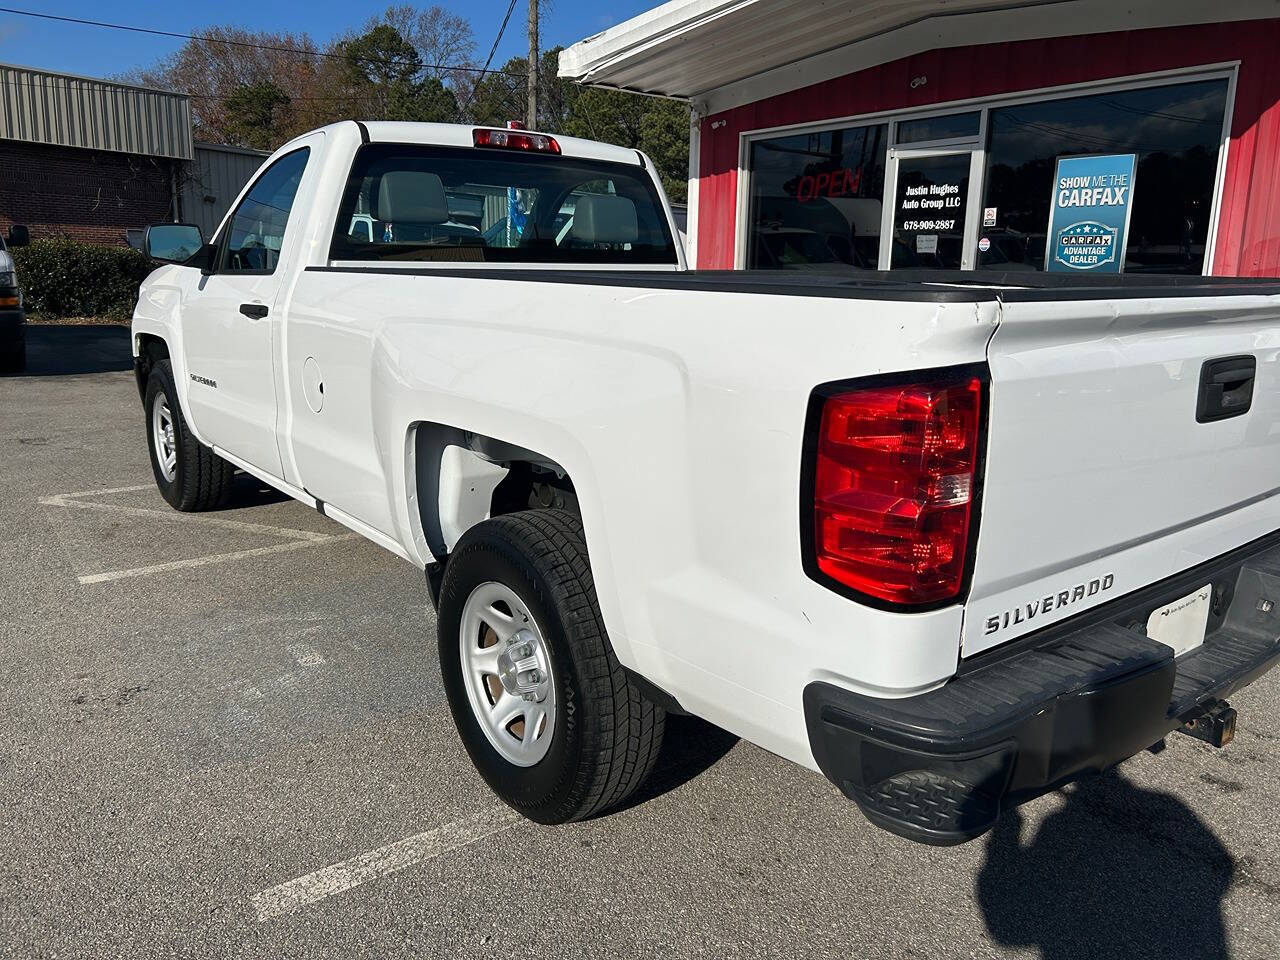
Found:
309,264 -> 1280,302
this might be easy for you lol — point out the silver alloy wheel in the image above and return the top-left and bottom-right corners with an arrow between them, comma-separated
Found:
151,395 -> 178,483
459,581 -> 556,767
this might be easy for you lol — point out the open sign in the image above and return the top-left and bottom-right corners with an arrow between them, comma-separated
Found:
796,166 -> 864,203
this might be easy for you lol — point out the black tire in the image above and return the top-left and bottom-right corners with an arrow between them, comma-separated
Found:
1,341 -> 22,374
438,509 -> 665,824
144,358 -> 234,512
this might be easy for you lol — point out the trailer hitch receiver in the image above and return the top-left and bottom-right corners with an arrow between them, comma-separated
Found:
1179,699 -> 1236,748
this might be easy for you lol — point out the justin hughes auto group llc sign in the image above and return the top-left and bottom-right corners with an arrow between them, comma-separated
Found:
1046,153 -> 1137,274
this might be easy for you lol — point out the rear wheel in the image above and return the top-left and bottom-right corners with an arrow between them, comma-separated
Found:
0,341 -> 23,374
144,358 -> 234,511
438,509 -> 665,823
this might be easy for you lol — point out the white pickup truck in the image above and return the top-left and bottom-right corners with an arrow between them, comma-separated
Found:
132,120 -> 1280,845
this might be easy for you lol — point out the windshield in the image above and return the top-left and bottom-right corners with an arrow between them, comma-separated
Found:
329,143 -> 678,266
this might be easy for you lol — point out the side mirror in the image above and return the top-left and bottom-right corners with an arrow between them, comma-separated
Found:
7,224 -> 29,247
144,223 -> 204,265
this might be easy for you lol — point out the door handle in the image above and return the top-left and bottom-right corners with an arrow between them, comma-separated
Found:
1197,355 -> 1255,423
239,303 -> 269,320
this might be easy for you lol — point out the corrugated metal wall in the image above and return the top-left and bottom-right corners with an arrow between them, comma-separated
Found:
180,143 -> 269,239
0,63 -> 192,160
697,19 -> 1280,276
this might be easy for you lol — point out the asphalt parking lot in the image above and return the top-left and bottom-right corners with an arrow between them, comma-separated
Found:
3,324 -> 1280,959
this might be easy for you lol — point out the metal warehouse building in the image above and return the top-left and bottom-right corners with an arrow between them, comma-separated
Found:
0,63 -> 264,245
181,142 -> 271,241
562,0 -> 1280,278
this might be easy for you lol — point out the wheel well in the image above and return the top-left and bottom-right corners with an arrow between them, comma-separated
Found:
413,423 -> 579,567
133,334 -> 170,401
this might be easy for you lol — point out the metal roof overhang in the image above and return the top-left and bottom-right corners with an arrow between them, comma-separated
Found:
558,0 -> 1275,112
558,0 -> 1055,98
0,61 -> 193,160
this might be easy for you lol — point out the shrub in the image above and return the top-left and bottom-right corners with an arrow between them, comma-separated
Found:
12,238 -> 154,320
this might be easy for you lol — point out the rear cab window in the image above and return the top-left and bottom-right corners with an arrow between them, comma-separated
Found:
328,143 -> 677,266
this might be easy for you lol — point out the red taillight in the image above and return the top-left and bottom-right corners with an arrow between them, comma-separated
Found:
473,128 -> 561,154
810,374 -> 983,607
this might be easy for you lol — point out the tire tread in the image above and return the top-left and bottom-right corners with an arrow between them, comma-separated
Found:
445,509 -> 664,822
146,359 -> 234,512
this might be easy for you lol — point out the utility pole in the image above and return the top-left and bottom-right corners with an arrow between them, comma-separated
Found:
527,0 -> 538,129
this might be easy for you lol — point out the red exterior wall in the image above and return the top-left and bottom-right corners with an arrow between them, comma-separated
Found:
697,19 -> 1280,275
0,140 -> 176,245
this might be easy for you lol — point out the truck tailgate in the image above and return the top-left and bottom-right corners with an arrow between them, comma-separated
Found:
965,292 -> 1280,656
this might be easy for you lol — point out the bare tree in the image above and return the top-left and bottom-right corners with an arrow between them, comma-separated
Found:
128,26 -> 332,145
128,10 -> 484,149
364,5 -> 476,77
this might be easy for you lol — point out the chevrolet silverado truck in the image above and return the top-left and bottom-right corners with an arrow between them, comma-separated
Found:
131,120 -> 1280,845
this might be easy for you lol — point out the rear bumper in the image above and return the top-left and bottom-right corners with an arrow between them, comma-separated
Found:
805,531 -> 1280,845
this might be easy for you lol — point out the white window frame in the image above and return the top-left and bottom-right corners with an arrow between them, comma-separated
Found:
733,62 -> 1240,275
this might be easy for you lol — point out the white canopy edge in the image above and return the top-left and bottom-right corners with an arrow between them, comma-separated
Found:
559,0 -> 1277,115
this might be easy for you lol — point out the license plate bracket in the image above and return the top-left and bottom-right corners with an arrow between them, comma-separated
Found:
1146,583 -> 1213,657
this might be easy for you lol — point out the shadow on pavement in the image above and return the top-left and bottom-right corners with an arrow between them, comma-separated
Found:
977,770 -> 1233,960
16,323 -> 133,377
608,714 -> 740,815
217,472 -> 292,510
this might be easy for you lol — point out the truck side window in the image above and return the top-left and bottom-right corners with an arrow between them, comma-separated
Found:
219,147 -> 310,274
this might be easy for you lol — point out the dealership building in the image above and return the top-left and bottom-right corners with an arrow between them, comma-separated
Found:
561,0 -> 1280,277
0,63 -> 263,245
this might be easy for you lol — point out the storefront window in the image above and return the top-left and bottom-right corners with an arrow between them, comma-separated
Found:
743,76 -> 1230,275
979,79 -> 1229,274
896,112 -> 980,145
746,124 -> 888,270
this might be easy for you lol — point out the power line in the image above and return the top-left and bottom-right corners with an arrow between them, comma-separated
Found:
477,0 -> 520,83
0,70 -> 525,105
0,5 -> 522,77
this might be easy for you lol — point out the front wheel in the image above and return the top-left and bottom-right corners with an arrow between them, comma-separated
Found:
144,358 -> 234,511
438,510 -> 665,823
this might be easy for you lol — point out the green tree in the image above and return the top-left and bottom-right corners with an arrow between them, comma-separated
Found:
468,56 -> 529,129
565,87 -> 690,202
336,24 -> 458,122
222,81 -> 291,151
467,49 -> 690,202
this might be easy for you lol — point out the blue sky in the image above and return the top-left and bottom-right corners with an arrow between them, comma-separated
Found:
0,1 -> 653,80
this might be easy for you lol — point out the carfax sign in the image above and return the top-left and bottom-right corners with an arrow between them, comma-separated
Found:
1045,154 -> 1137,274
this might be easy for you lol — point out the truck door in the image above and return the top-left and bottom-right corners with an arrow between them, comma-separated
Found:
181,143 -> 315,477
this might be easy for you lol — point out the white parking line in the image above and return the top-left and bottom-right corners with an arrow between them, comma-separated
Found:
76,535 -> 359,584
52,483 -> 156,498
40,491 -> 333,542
251,809 -> 523,921
39,482 -> 363,583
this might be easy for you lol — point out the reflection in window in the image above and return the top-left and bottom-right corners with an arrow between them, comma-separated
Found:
980,79 -> 1229,274
221,148 -> 310,273
896,112 -> 980,145
747,124 -> 888,270
890,154 -> 970,270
